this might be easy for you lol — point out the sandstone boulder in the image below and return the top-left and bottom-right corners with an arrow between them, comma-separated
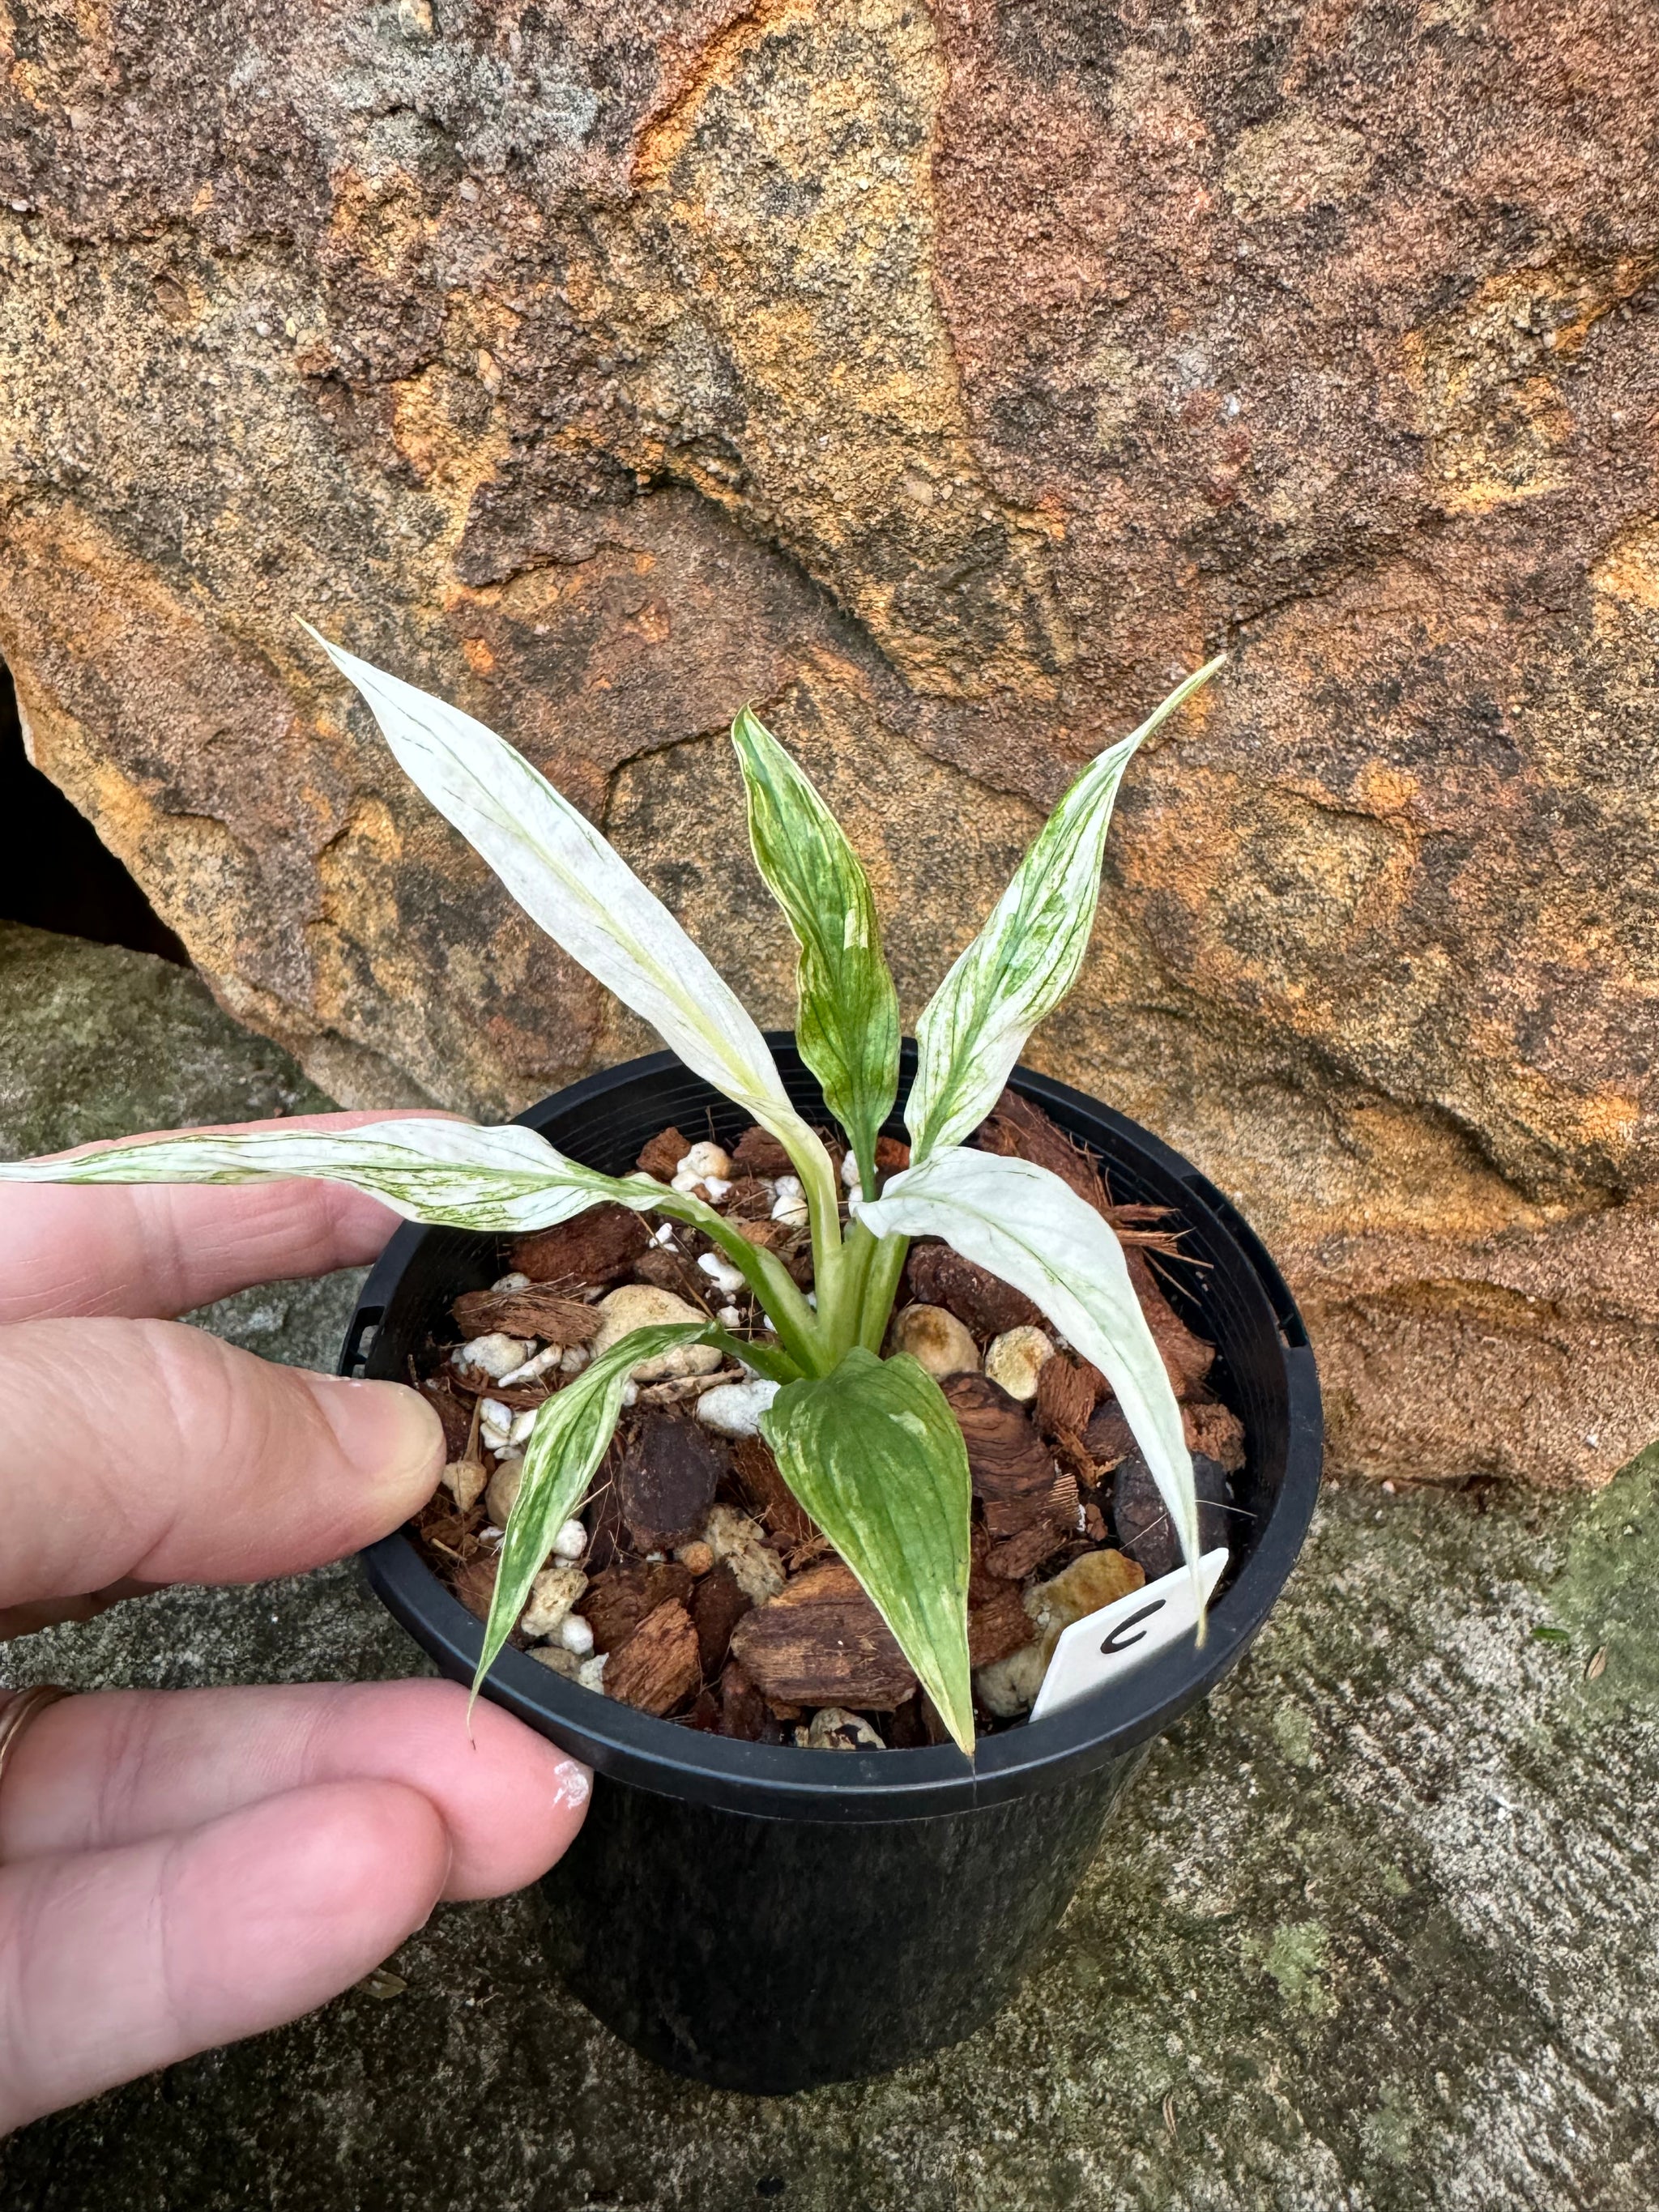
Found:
1,0 -> 1655,1483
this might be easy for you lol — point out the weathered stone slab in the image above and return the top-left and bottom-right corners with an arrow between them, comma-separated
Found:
0,921 -> 367,1362
1,3 -> 1655,1483
0,923 -> 329,1157
2,924 -> 1657,2206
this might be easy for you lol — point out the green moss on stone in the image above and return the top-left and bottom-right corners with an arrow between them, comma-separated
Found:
1552,1443 -> 1659,1711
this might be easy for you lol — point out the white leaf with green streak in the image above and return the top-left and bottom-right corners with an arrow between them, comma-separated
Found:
308,629 -> 838,1220
859,1146 -> 1201,1612
0,1118 -> 663,1233
476,1323 -> 715,1701
730,705 -> 899,1191
761,1346 -> 975,1753
906,658 -> 1225,1161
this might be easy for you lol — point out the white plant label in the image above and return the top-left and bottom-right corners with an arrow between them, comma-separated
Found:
1029,1547 -> 1230,1725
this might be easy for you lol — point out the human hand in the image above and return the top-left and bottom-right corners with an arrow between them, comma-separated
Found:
0,1116 -> 590,2133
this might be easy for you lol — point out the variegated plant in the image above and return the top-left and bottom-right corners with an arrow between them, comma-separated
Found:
0,634 -> 1224,1753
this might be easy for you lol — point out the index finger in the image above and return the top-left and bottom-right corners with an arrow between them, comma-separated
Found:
0,1111 -> 443,1324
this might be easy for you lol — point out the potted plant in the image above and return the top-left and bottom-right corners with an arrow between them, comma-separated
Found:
0,637 -> 1320,2092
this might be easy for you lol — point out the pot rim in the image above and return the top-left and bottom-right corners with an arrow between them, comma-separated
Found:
355,1042 -> 1322,1824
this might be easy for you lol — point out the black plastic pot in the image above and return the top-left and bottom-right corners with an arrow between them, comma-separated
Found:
348,1041 -> 1321,2094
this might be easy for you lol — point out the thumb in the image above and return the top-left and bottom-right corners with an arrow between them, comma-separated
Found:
0,1318 -> 444,1606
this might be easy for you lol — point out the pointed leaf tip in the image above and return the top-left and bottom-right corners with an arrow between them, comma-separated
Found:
308,631 -> 834,1198
729,705 -> 899,1191
472,1321 -> 718,1700
906,657 -> 1225,1161
0,1119 -> 686,1236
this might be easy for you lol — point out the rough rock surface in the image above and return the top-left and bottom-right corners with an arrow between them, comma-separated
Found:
1,2 -> 1656,1483
0,922 -> 330,1158
3,925 -> 1659,2206
0,923 -> 367,1359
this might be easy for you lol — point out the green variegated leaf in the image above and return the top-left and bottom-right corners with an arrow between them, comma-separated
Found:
475,1323 -> 716,1702
761,1347 -> 975,1752
859,1147 -> 1202,1614
730,705 -> 899,1192
0,1118 -> 657,1234
307,629 -> 840,1238
906,658 -> 1224,1161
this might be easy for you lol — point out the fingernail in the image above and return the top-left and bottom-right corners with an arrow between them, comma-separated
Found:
307,1376 -> 444,1493
552,1758 -> 591,1812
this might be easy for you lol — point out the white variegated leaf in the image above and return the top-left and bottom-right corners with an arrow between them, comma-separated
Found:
0,1119 -> 668,1234
476,1322 -> 715,1701
859,1146 -> 1202,1612
307,629 -> 837,1213
906,658 -> 1224,1161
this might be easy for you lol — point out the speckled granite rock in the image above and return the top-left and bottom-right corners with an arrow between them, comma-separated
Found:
2,1 -> 1657,1485
2,915 -> 1657,2211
